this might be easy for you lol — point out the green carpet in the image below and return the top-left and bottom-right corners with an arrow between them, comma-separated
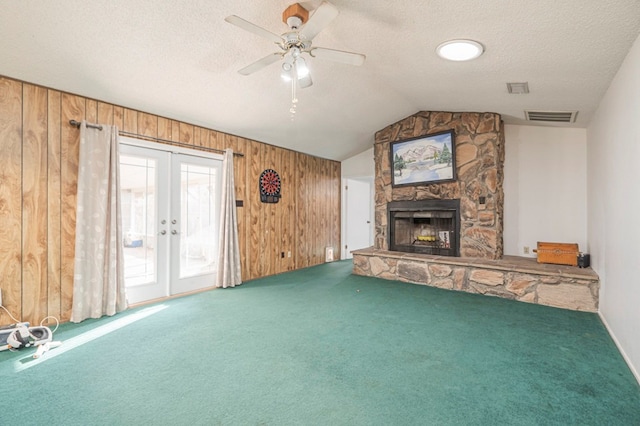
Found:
1,260 -> 639,425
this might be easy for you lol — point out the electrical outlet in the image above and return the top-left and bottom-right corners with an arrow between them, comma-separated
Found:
523,246 -> 530,255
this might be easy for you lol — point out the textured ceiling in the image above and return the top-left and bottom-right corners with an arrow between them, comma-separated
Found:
1,1 -> 639,161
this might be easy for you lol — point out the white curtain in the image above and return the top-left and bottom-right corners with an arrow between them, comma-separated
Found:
216,149 -> 242,288
71,121 -> 127,323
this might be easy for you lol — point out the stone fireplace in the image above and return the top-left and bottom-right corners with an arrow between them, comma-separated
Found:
375,111 -> 505,259
352,110 -> 600,313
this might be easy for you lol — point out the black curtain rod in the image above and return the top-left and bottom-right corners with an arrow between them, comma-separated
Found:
68,119 -> 244,157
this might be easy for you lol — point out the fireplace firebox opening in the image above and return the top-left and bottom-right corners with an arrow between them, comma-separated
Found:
388,199 -> 460,256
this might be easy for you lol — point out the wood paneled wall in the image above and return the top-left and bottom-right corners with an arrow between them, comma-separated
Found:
0,76 -> 341,325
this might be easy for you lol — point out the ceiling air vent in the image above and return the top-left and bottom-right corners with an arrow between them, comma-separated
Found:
507,82 -> 529,94
525,110 -> 578,123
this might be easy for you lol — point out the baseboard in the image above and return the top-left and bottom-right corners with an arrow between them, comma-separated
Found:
598,311 -> 640,386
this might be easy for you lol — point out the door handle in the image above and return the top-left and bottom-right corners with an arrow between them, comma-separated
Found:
159,230 -> 167,235
171,229 -> 178,235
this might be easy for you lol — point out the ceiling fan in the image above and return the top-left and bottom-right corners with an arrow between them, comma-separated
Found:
225,1 -> 365,89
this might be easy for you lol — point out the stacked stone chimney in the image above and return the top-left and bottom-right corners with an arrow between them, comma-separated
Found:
374,111 -> 505,259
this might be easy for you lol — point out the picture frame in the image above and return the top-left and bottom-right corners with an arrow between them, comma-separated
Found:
390,129 -> 456,187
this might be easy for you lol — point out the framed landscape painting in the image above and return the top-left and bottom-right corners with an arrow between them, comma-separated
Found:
390,129 -> 456,187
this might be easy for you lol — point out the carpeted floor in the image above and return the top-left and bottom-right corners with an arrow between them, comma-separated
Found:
1,260 -> 639,425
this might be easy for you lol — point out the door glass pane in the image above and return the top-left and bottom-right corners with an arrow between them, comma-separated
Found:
180,163 -> 218,278
121,155 -> 157,286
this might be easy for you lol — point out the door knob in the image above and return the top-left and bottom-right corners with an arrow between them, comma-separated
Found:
159,230 -> 166,235
171,229 -> 178,235
171,219 -> 177,224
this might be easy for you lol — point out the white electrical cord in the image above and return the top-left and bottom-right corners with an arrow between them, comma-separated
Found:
0,304 -> 20,324
40,315 -> 60,333
1,303 -> 60,333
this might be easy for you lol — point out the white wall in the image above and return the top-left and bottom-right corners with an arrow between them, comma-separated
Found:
587,33 -> 640,381
503,125 -> 587,257
341,147 -> 374,178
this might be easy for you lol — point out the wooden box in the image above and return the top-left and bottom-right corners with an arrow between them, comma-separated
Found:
535,242 -> 579,266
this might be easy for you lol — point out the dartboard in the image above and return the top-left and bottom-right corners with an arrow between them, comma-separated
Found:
259,169 -> 281,203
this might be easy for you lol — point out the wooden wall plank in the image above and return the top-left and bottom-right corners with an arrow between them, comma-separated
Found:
138,112 -> 157,137
123,108 -> 137,133
98,102 -> 114,126
333,163 -> 341,259
113,106 -> 124,129
249,141 -> 262,279
171,120 -> 180,142
60,94 -> 85,322
179,123 -> 194,145
158,117 -> 171,140
22,84 -> 49,325
311,156 -> 320,265
47,90 -> 62,322
86,99 -> 98,123
240,138 -> 251,280
296,152 -> 308,269
193,127 -> 201,147
209,130 -> 222,152
274,147 -> 285,273
201,128 -> 210,148
285,150 -> 295,270
263,144 -> 275,276
0,78 -> 23,324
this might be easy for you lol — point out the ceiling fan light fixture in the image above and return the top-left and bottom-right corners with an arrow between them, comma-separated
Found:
436,39 -> 484,61
295,56 -> 310,78
281,68 -> 293,82
281,56 -> 294,81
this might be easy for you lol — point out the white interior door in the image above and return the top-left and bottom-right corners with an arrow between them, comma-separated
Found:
344,178 -> 373,259
120,141 -> 222,304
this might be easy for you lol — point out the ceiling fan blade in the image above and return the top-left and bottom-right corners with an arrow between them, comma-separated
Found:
238,53 -> 283,75
225,15 -> 283,45
310,47 -> 366,66
298,1 -> 339,41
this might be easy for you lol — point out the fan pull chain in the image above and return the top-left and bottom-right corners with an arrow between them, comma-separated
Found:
290,78 -> 298,120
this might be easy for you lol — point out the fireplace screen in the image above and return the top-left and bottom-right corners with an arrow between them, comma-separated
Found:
388,199 -> 460,256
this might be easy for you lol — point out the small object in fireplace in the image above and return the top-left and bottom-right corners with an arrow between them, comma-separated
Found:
438,231 -> 450,248
415,235 -> 437,243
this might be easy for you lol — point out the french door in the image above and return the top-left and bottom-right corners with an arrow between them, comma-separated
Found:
119,140 -> 222,304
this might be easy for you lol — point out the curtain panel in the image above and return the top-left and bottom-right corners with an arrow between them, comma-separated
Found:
71,121 -> 127,322
216,149 -> 242,288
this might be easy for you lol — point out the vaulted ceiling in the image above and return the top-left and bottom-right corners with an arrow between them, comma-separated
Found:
2,1 -> 639,161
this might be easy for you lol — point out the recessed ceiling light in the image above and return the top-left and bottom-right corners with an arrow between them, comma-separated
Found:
436,39 -> 484,61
